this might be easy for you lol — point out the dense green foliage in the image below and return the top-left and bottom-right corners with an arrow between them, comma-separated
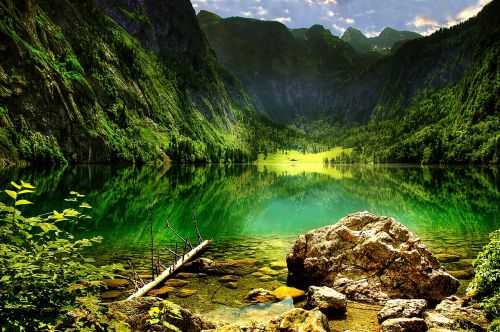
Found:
0,181 -> 124,330
0,0 -> 269,166
467,230 -> 500,330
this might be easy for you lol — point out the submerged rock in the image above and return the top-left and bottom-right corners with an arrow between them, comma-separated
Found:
246,288 -> 278,303
148,286 -> 176,297
165,279 -> 188,288
104,278 -> 129,289
177,289 -> 197,298
101,290 -> 124,300
287,212 -> 459,302
380,317 -> 427,332
189,258 -> 260,275
270,286 -> 306,300
108,297 -> 220,331
378,299 -> 427,323
423,311 -> 458,330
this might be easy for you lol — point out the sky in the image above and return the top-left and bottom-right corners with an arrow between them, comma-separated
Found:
191,0 -> 492,37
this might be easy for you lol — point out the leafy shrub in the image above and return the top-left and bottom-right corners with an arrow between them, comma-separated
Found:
467,230 -> 500,329
0,181 -> 124,330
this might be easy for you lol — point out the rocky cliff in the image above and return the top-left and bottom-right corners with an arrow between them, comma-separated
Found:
0,0 -> 256,165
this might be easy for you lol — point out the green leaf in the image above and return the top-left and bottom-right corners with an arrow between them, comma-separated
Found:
79,203 -> 92,209
20,181 -> 36,189
70,191 -> 79,195
18,190 -> 34,195
15,200 -> 33,206
64,198 -> 77,202
39,223 -> 59,233
11,181 -> 21,190
5,190 -> 17,199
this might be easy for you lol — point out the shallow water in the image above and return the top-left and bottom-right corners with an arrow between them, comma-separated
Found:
2,164 -> 499,327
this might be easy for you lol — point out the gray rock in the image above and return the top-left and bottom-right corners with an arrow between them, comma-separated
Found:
423,311 -> 458,330
306,286 -> 347,312
333,277 -> 390,304
380,318 -> 428,332
265,308 -> 331,332
378,299 -> 428,322
433,299 -> 488,331
287,212 -> 459,302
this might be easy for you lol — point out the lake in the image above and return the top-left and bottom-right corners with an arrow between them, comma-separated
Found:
1,163 -> 499,326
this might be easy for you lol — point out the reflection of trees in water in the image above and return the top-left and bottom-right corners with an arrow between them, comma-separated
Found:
1,164 -> 498,252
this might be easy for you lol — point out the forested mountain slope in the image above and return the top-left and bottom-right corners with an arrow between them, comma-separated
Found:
0,0 -> 260,165
333,0 -> 499,164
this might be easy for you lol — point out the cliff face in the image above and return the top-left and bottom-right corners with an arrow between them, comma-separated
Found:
198,13 -> 379,125
0,0 -> 255,165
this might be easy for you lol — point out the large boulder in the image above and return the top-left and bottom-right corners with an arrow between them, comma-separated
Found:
287,212 -> 459,302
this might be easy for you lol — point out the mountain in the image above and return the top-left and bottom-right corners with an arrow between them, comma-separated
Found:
333,0 -> 500,164
199,2 -> 499,164
341,27 -> 421,53
197,11 -> 380,124
0,0 -> 259,165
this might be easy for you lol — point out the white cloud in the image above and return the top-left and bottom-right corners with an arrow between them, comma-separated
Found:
273,16 -> 292,23
345,18 -> 355,24
332,23 -> 346,33
446,0 -> 492,27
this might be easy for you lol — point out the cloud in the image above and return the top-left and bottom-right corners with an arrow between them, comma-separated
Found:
332,23 -> 346,33
273,16 -> 292,23
446,0 -> 492,27
345,18 -> 355,24
409,15 -> 439,28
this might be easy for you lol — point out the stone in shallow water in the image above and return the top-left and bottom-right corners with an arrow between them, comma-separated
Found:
448,270 -> 473,280
269,261 -> 287,270
218,275 -> 239,282
380,317 -> 427,332
259,267 -> 280,276
148,286 -> 176,297
252,271 -> 265,277
104,278 -> 129,289
246,288 -> 278,303
270,286 -> 306,300
176,272 -> 198,279
378,299 -> 427,323
287,211 -> 459,302
306,286 -> 347,312
435,253 -> 461,263
164,279 -> 188,288
101,290 -> 123,300
259,275 -> 274,282
176,288 -> 197,298
225,282 -> 238,289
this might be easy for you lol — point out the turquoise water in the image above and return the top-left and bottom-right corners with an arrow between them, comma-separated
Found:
1,164 -> 499,317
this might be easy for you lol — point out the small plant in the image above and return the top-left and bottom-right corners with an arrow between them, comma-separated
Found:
0,181 -> 125,330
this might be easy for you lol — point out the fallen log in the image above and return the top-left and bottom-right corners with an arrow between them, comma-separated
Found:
127,239 -> 212,299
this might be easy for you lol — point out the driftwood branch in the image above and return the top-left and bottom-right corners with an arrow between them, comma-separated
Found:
127,239 -> 212,300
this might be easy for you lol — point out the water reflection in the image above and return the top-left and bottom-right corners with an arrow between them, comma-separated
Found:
1,164 -> 499,261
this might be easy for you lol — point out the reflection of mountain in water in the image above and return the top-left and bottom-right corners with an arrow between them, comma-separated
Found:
1,165 -> 498,253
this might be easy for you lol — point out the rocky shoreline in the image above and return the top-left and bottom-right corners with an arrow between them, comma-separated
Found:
108,212 -> 490,331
